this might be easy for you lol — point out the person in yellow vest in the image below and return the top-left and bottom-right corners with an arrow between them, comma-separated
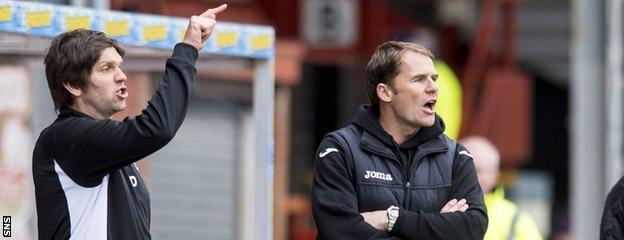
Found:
434,60 -> 462,139
459,136 -> 543,240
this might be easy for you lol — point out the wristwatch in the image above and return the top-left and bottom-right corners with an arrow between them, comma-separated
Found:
387,205 -> 399,231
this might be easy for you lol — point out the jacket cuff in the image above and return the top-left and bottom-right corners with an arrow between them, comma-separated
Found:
390,207 -> 411,235
173,43 -> 199,63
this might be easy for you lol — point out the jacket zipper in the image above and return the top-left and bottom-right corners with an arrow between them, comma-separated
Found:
403,149 -> 448,210
360,144 -> 410,194
401,148 -> 411,209
360,143 -> 447,209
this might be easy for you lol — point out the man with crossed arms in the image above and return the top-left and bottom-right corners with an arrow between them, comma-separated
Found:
312,41 -> 487,239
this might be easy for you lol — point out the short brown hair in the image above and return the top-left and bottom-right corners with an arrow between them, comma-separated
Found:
365,41 -> 434,106
44,29 -> 125,110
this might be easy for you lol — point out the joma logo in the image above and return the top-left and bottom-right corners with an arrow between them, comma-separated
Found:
364,171 -> 393,181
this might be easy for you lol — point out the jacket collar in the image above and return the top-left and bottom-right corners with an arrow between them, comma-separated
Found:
360,131 -> 397,159
411,136 -> 449,161
359,131 -> 448,160
58,107 -> 95,120
352,104 -> 447,158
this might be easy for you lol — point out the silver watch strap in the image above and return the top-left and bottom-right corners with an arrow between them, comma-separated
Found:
387,205 -> 399,231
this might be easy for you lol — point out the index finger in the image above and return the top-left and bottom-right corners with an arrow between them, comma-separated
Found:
200,4 -> 227,18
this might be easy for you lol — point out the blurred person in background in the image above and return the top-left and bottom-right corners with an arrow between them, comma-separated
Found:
32,4 -> 226,239
311,41 -> 487,239
459,136 -> 542,240
601,174 -> 624,239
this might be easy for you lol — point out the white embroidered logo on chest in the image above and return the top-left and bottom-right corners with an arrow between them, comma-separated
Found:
129,175 -> 138,187
364,170 -> 393,181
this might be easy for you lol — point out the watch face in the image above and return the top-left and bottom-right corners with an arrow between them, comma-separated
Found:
388,207 -> 399,218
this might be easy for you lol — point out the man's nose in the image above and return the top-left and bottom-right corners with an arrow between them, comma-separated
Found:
115,69 -> 127,83
427,78 -> 438,93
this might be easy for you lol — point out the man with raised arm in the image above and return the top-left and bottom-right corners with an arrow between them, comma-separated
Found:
32,4 -> 227,239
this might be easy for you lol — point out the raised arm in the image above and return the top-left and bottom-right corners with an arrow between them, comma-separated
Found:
50,5 -> 229,187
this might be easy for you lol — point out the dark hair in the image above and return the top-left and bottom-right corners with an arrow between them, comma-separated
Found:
44,29 -> 125,110
365,41 -> 434,106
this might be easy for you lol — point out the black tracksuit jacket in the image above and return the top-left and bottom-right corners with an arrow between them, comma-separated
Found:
311,105 -> 488,239
32,43 -> 197,240
601,175 -> 624,239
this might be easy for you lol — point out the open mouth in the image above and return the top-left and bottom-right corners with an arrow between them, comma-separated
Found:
423,99 -> 436,114
116,87 -> 128,99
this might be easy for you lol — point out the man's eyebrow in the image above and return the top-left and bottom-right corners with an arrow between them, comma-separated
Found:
411,73 -> 439,80
411,73 -> 428,79
97,59 -> 122,65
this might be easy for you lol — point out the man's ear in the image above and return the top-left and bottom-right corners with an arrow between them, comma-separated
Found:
63,82 -> 83,98
376,83 -> 393,103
